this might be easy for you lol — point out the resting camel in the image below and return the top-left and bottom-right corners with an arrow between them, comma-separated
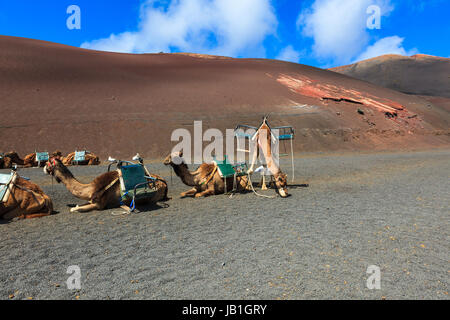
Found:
0,173 -> 53,220
0,151 -> 24,169
62,151 -> 100,166
44,158 -> 168,213
23,151 -> 63,168
163,151 -> 249,198
247,116 -> 289,197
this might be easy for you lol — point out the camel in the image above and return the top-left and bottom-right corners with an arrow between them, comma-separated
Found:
23,150 -> 63,168
163,151 -> 249,198
62,151 -> 100,166
44,157 -> 168,213
0,151 -> 24,169
0,172 -> 53,220
247,116 -> 289,197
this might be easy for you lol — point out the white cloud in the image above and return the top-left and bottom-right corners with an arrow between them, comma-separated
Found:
356,36 -> 418,61
297,0 -> 394,64
276,45 -> 301,63
81,0 -> 277,58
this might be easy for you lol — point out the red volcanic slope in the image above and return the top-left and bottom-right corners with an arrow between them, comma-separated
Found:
0,36 -> 449,160
330,54 -> 450,98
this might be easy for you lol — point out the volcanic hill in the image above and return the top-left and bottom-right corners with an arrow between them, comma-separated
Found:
0,36 -> 449,160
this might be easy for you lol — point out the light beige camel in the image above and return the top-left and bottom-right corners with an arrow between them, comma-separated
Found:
0,173 -> 53,220
163,151 -> 249,198
247,116 -> 289,197
62,151 -> 100,166
0,151 -> 25,169
44,158 -> 168,213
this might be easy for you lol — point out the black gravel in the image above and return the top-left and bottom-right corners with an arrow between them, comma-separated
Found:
0,150 -> 449,300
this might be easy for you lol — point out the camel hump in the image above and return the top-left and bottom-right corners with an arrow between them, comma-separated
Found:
15,176 -> 46,194
92,171 -> 119,188
198,163 -> 216,177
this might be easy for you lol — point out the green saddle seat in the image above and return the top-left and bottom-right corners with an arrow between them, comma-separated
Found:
213,155 -> 248,178
119,164 -> 157,202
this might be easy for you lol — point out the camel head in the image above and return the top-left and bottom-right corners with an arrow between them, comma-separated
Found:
5,151 -> 19,160
43,158 -> 67,183
163,151 -> 184,166
273,171 -> 289,198
51,150 -> 63,160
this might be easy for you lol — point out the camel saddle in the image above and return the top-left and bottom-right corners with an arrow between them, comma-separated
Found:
0,172 -> 17,203
36,152 -> 49,163
118,164 -> 157,203
213,155 -> 248,179
73,151 -> 86,163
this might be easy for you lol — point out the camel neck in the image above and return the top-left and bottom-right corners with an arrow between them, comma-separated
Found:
54,166 -> 93,200
171,163 -> 196,186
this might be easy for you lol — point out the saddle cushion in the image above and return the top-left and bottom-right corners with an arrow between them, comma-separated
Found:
213,156 -> 248,178
36,152 -> 49,162
0,172 -> 16,203
74,151 -> 86,162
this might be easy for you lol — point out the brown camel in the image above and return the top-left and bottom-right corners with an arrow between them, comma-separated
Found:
23,151 -> 62,168
247,116 -> 289,197
44,158 -> 168,213
62,151 -> 100,166
0,152 -> 25,169
0,173 -> 53,220
163,151 -> 249,198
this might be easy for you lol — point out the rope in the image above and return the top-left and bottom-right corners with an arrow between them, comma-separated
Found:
11,182 -> 44,206
246,173 -> 275,198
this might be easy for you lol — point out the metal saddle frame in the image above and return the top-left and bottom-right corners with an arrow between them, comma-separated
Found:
0,171 -> 17,203
107,159 -> 157,212
212,155 -> 249,194
234,120 -> 295,183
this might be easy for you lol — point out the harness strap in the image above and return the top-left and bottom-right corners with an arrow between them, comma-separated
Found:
104,177 -> 119,192
246,173 -> 276,198
200,165 -> 218,186
11,182 -> 45,206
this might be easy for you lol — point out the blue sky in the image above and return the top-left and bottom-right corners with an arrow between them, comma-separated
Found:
0,0 -> 448,67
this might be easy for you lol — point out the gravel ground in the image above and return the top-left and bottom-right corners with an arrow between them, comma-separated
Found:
0,150 -> 449,300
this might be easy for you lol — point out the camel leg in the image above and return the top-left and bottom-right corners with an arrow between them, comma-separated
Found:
261,175 -> 268,190
180,188 -> 198,198
23,213 -> 51,219
70,202 -> 101,213
194,188 -> 215,198
2,206 -> 24,220
3,196 -> 49,220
